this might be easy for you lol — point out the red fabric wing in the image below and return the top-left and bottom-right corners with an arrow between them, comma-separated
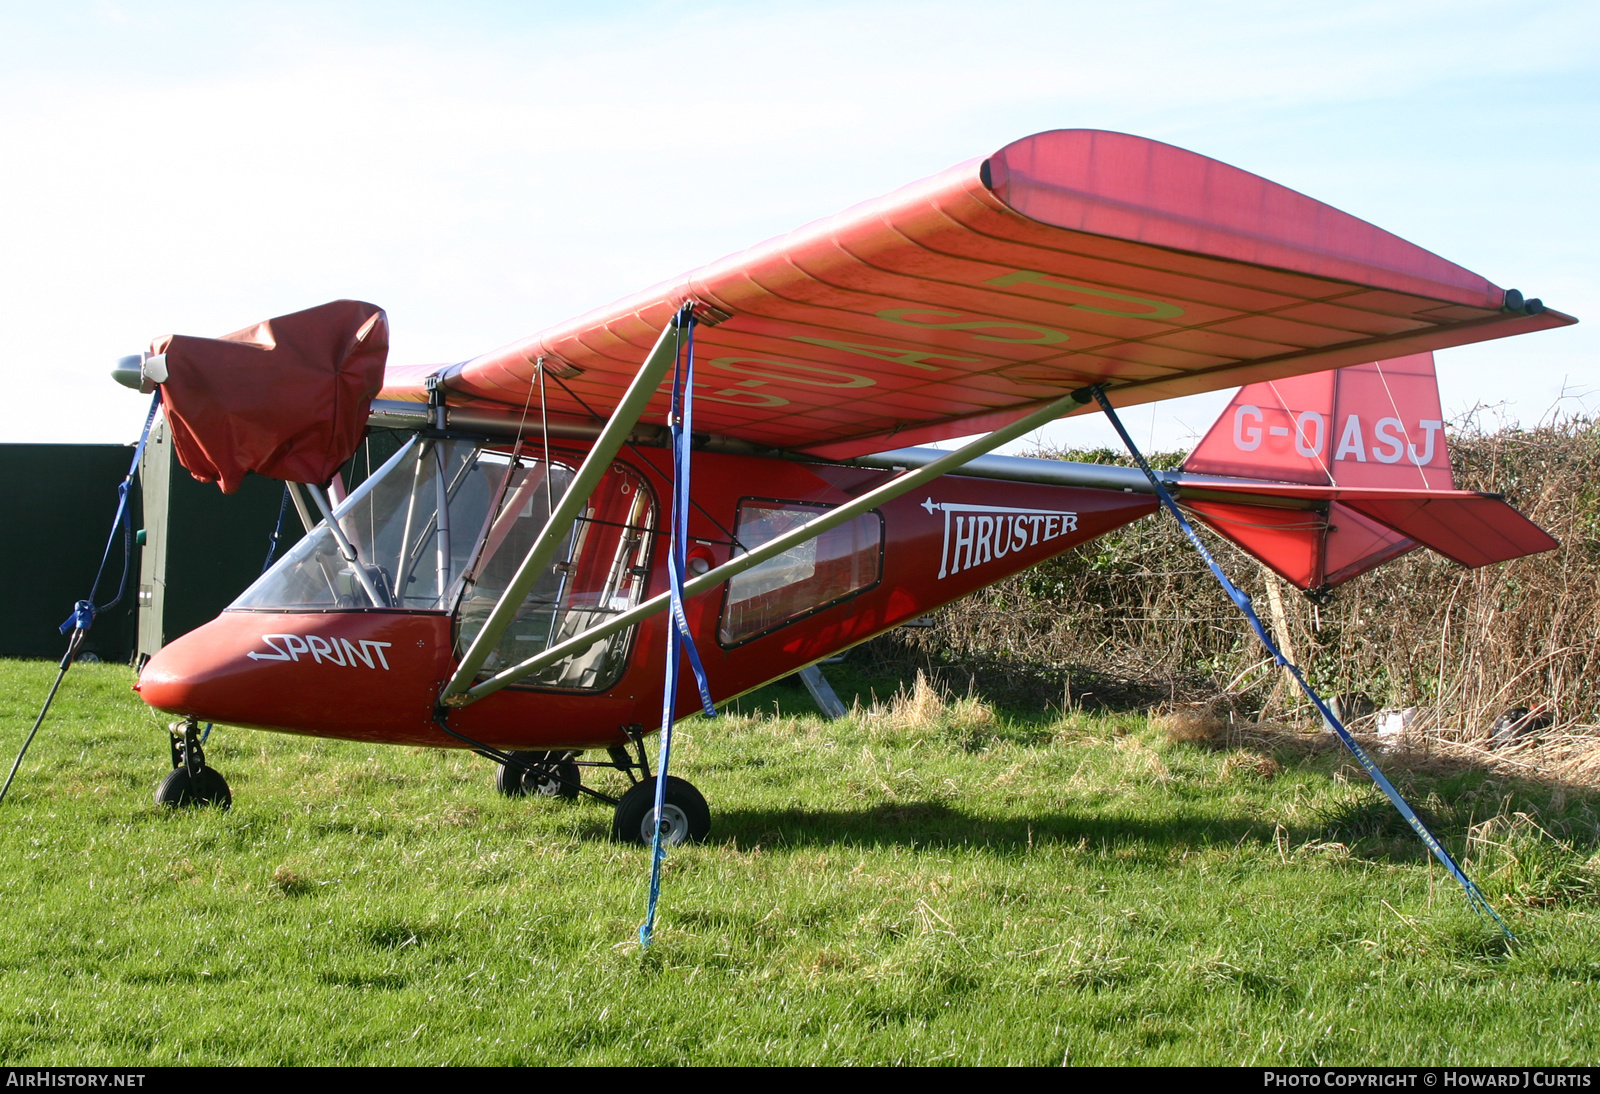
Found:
154,300 -> 389,493
378,129 -> 1574,458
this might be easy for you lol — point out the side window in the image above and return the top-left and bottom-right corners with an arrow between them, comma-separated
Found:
719,501 -> 883,646
456,461 -> 656,692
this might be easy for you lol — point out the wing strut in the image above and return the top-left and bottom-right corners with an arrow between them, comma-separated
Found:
452,385 -> 1096,706
439,311 -> 691,704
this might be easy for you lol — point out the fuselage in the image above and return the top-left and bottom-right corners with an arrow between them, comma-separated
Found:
136,438 -> 1157,750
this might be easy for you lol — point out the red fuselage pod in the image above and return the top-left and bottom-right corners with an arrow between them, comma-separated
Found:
136,441 -> 1156,751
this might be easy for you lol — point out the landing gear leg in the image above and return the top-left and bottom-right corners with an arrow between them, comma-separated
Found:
155,718 -> 232,809
480,727 -> 709,837
620,724 -> 651,783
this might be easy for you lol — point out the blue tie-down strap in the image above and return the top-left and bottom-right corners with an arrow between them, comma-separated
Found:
72,390 -> 163,636
262,483 -> 291,574
11,392 -> 163,808
668,557 -> 716,715
641,308 -> 718,949
58,600 -> 95,636
667,312 -> 717,718
1088,386 -> 1512,939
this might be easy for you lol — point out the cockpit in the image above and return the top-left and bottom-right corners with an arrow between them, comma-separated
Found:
230,437 -> 657,692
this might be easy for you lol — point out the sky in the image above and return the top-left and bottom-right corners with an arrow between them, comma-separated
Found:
0,0 -> 1595,454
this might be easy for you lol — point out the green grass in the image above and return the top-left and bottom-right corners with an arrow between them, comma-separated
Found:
2,659 -> 1599,1065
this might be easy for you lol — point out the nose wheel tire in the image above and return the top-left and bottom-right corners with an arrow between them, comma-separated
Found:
157,719 -> 231,809
154,764 -> 232,809
611,776 -> 710,846
494,751 -> 581,800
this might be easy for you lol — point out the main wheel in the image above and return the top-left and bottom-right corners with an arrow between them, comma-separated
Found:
494,751 -> 581,800
154,765 -> 232,810
611,776 -> 710,846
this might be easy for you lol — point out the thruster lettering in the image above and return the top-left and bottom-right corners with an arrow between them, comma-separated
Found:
923,498 -> 1080,579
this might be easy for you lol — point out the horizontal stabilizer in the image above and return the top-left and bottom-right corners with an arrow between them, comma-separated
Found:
1340,495 -> 1557,569
1175,478 -> 1556,587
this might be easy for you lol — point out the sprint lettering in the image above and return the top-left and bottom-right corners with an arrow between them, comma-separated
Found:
247,635 -> 393,670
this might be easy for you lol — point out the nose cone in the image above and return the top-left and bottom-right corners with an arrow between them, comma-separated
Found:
136,610 -> 454,745
137,615 -> 267,721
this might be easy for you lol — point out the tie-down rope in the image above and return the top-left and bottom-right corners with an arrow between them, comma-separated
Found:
2,391 -> 164,805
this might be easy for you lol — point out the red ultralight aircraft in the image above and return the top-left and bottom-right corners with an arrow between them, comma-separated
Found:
121,129 -> 1573,842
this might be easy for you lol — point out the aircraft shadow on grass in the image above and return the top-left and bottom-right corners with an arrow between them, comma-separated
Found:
701,801 -> 1532,862
733,687 -> 1600,862
691,783 -> 1597,867
713,801 -> 1296,856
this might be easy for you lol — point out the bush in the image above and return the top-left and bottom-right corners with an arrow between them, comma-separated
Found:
880,416 -> 1600,739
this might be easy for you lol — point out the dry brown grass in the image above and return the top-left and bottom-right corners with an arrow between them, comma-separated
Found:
857,671 -> 1003,752
1424,731 -> 1600,791
1220,751 -> 1283,781
1152,700 -> 1229,746
885,671 -> 946,731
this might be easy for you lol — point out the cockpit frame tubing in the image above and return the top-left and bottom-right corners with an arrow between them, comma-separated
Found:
450,386 -> 1092,706
433,442 -> 451,598
439,310 -> 690,703
306,483 -> 391,608
286,482 -> 317,533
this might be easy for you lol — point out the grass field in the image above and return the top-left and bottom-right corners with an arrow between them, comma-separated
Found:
1,659 -> 1598,1066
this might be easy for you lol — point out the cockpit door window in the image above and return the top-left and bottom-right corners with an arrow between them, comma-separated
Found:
456,461 -> 656,692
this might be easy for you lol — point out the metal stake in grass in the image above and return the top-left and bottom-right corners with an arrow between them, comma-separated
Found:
0,627 -> 86,805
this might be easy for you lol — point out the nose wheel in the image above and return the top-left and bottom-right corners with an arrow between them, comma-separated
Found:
155,719 -> 231,810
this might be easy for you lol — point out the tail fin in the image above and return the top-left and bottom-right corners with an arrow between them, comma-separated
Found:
1178,354 -> 1554,591
1185,352 -> 1452,490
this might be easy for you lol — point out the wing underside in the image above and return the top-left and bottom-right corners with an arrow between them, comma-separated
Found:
381,129 -> 1574,457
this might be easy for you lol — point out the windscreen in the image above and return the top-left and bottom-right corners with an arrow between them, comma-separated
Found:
232,438 -> 658,692
231,437 -> 502,611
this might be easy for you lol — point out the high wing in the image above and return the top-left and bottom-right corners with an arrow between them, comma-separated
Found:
379,129 -> 1575,457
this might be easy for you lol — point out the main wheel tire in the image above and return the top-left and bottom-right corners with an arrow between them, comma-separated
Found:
154,765 -> 232,810
494,751 -> 581,800
611,776 -> 710,846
